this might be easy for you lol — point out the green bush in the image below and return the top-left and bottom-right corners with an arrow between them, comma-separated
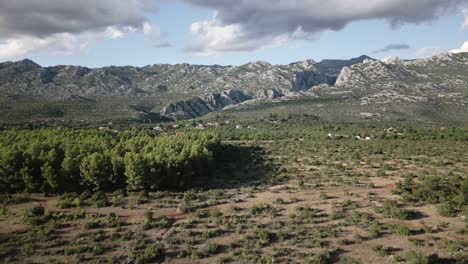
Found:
378,200 -> 413,220
406,251 -> 429,264
307,251 -> 332,264
395,175 -> 467,217
24,205 -> 51,226
369,221 -> 381,238
371,244 -> 390,257
135,244 -> 165,264
198,243 -> 221,258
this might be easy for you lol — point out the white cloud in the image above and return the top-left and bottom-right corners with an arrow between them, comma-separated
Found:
104,26 -> 138,39
416,47 -> 442,57
143,22 -> 153,36
187,14 -> 310,55
450,41 -> 468,53
0,34 -> 89,59
0,0 -> 160,59
184,0 -> 467,55
463,9 -> 468,29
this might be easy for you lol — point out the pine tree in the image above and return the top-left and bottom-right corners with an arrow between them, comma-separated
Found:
80,152 -> 112,192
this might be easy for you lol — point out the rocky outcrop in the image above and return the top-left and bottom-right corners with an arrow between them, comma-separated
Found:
315,55 -> 374,83
160,90 -> 254,119
331,52 -> 468,104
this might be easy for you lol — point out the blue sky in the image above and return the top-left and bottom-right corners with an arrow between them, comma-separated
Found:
1,0 -> 467,67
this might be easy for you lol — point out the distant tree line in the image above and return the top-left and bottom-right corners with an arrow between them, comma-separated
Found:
0,129 -> 220,193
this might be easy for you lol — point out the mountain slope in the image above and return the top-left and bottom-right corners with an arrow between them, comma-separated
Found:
2,53 -> 466,123
0,56 -> 370,100
321,52 -> 468,105
219,53 -> 468,124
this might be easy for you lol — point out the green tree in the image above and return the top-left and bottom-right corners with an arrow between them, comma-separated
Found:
124,153 -> 150,192
61,156 -> 81,192
0,149 -> 25,192
42,162 -> 59,193
80,153 -> 112,191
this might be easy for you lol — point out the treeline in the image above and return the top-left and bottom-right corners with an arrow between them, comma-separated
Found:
0,129 -> 220,193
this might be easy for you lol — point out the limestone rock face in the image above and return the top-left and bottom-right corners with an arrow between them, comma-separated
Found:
160,90 -> 254,119
332,52 -> 468,105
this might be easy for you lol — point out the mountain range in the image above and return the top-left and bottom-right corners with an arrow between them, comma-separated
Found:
0,53 -> 467,122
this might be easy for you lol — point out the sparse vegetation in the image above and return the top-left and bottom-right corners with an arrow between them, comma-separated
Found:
0,122 -> 466,263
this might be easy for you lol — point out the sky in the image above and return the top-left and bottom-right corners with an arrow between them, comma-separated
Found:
0,0 -> 467,67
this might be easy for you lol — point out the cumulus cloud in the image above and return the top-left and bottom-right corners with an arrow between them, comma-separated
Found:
373,44 -> 410,54
0,34 -> 89,59
0,0 -> 159,59
416,47 -> 442,57
184,0 -> 467,55
450,41 -> 468,53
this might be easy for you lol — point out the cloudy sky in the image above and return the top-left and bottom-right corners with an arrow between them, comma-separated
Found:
0,0 -> 467,67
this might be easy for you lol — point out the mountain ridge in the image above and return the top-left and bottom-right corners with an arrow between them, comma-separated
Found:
1,53 -> 467,122
0,56 -> 371,100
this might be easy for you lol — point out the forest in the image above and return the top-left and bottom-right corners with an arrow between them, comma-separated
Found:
0,129 -> 220,194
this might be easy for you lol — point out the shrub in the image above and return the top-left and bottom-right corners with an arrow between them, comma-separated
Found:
144,210 -> 153,222
107,213 -> 121,228
395,175 -> 467,217
84,220 -> 101,229
338,256 -> 362,264
180,191 -> 197,213
372,244 -> 391,257
198,243 -> 221,258
58,193 -> 83,208
406,251 -> 429,264
275,198 -> 285,205
378,200 -> 413,220
320,193 -> 329,200
24,205 -> 51,226
307,251 -> 332,264
253,228 -> 273,246
249,203 -> 276,216
135,244 -> 165,264
436,202 -> 458,217
369,221 -> 381,238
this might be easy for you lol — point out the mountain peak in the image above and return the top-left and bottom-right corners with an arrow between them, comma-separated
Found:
14,59 -> 41,70
300,59 -> 316,69
355,55 -> 373,60
245,60 -> 272,68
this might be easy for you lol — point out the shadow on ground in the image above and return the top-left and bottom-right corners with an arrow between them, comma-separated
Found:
193,143 -> 278,190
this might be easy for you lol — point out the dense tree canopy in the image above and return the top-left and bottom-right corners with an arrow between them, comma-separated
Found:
0,129 -> 220,193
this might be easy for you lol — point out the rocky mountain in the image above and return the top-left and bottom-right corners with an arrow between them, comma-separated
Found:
318,52 -> 468,105
0,56 -> 370,101
161,90 -> 254,119
153,56 -> 376,118
315,55 -> 373,83
2,53 -> 466,122
160,53 -> 468,119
